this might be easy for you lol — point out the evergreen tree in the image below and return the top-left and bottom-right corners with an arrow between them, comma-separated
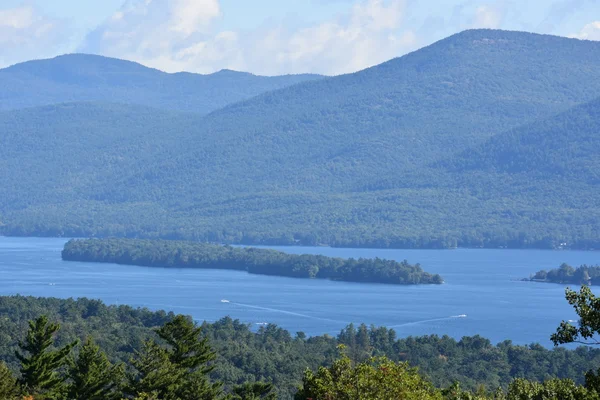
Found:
156,315 -> 222,399
129,316 -> 222,400
156,315 -> 216,373
231,382 -> 276,400
15,315 -> 77,399
0,361 -> 18,399
128,340 -> 185,400
356,323 -> 371,359
67,337 -> 124,400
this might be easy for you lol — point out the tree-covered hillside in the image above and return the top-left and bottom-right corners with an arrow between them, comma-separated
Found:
0,102 -> 199,212
0,54 -> 322,114
2,30 -> 600,248
442,96 -> 600,181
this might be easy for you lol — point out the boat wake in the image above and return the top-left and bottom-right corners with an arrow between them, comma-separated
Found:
221,300 -> 342,323
389,314 -> 467,328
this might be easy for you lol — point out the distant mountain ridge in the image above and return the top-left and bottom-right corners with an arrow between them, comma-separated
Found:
2,29 -> 600,249
0,54 -> 323,113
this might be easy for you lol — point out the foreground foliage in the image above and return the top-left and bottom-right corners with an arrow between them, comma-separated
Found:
295,349 -> 442,400
552,286 -> 600,347
2,295 -> 600,398
3,313 -> 599,399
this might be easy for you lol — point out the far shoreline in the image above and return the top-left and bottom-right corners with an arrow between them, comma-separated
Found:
1,234 -> 599,252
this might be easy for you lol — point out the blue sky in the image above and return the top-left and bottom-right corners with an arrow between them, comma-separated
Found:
0,0 -> 598,75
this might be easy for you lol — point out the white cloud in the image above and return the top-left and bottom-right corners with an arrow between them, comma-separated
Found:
0,6 -> 35,29
79,0 -> 417,76
252,0 -> 413,75
80,0 -> 224,72
571,21 -> 600,41
0,5 -> 68,67
169,0 -> 221,36
472,4 -> 504,29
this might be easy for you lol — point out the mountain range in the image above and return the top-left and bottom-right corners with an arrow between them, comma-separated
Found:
1,29 -> 599,249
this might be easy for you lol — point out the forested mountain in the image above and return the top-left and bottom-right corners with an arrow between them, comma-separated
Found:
135,29 -> 600,197
2,30 -> 600,248
0,54 -> 322,113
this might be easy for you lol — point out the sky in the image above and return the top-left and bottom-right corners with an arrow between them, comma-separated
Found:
0,0 -> 599,76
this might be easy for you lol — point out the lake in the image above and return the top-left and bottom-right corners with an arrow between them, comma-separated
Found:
1,237 -> 598,346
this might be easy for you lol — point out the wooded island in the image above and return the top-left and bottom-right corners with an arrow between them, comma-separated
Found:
525,263 -> 600,285
62,238 -> 443,285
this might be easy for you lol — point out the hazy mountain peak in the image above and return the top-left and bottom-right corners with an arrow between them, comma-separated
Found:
0,54 -> 323,113
4,53 -> 159,77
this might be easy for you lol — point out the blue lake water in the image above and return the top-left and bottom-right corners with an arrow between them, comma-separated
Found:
1,237 -> 598,347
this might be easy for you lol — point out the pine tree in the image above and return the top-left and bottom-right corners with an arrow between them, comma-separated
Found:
156,315 -> 222,399
67,337 -> 124,400
129,340 -> 185,400
0,361 -> 18,399
15,315 -> 77,399
356,323 -> 372,361
232,382 -> 277,400
178,373 -> 223,400
156,315 -> 216,373
129,315 -> 223,399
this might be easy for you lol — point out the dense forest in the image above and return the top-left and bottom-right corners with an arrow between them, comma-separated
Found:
2,30 -> 600,250
527,264 -> 600,285
61,238 -> 443,285
2,295 -> 600,399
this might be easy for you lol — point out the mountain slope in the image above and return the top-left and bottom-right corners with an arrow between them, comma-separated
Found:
0,54 -> 323,113
428,95 -> 600,248
441,96 -> 600,182
126,29 -> 600,199
2,30 -> 600,248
